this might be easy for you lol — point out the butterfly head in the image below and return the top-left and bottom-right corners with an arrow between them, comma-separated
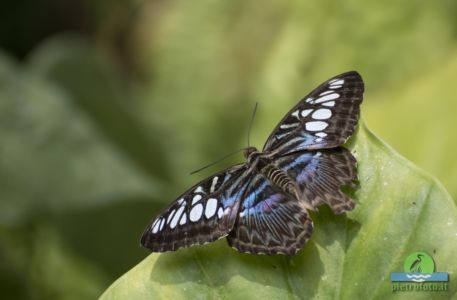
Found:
243,146 -> 259,158
244,146 -> 265,168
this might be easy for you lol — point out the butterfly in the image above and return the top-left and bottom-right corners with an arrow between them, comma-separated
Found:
141,71 -> 364,255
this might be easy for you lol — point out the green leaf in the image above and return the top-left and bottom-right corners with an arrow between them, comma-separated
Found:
99,123 -> 457,299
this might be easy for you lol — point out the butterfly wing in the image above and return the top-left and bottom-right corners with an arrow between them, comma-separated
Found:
227,173 -> 313,256
140,164 -> 252,252
263,71 -> 364,156
274,147 -> 357,214
141,71 -> 362,255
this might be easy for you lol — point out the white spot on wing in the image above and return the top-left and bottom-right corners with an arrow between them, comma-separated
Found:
316,132 -> 327,137
205,198 -> 218,219
319,90 -> 333,96
314,93 -> 339,104
167,209 -> 176,224
291,110 -> 300,119
306,121 -> 328,131
305,97 -> 313,103
315,138 -> 323,142
329,85 -> 342,89
151,218 -> 160,234
217,207 -> 224,219
280,123 -> 299,129
328,78 -> 339,84
179,213 -> 187,225
192,194 -> 202,205
322,101 -> 335,107
301,109 -> 313,117
210,176 -> 219,193
159,218 -> 165,231
178,198 -> 184,205
170,206 -> 185,229
194,186 -> 204,194
330,79 -> 344,86
312,108 -> 332,120
190,203 -> 203,222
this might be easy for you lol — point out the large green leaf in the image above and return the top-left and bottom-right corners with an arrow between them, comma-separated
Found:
99,123 -> 457,299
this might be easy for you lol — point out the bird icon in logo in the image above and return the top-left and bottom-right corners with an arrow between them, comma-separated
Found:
409,254 -> 423,273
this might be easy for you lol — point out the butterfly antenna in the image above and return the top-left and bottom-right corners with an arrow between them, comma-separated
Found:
190,103 -> 258,175
190,148 -> 245,175
247,102 -> 258,148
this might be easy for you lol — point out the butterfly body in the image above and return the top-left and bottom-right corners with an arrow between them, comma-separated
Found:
141,71 -> 364,255
244,147 -> 304,208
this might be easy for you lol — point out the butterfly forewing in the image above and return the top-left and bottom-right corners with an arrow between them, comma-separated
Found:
227,173 -> 313,255
263,71 -> 364,156
140,165 -> 251,252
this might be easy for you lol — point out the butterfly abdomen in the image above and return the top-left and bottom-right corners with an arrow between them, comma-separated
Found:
261,164 -> 296,196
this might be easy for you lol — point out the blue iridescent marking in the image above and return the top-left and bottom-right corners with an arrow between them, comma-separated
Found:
221,173 -> 248,208
296,157 -> 319,183
255,193 -> 281,214
282,153 -> 313,171
242,180 -> 268,209
296,134 -> 321,148
240,192 -> 281,217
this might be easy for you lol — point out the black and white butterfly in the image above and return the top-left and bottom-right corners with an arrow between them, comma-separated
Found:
141,71 -> 364,256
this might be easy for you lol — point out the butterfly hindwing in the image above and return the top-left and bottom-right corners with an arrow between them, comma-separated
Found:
263,71 -> 364,156
140,165 -> 251,252
274,147 -> 357,214
227,173 -> 313,255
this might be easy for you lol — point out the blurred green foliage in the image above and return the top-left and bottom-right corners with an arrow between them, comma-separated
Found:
0,0 -> 456,299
